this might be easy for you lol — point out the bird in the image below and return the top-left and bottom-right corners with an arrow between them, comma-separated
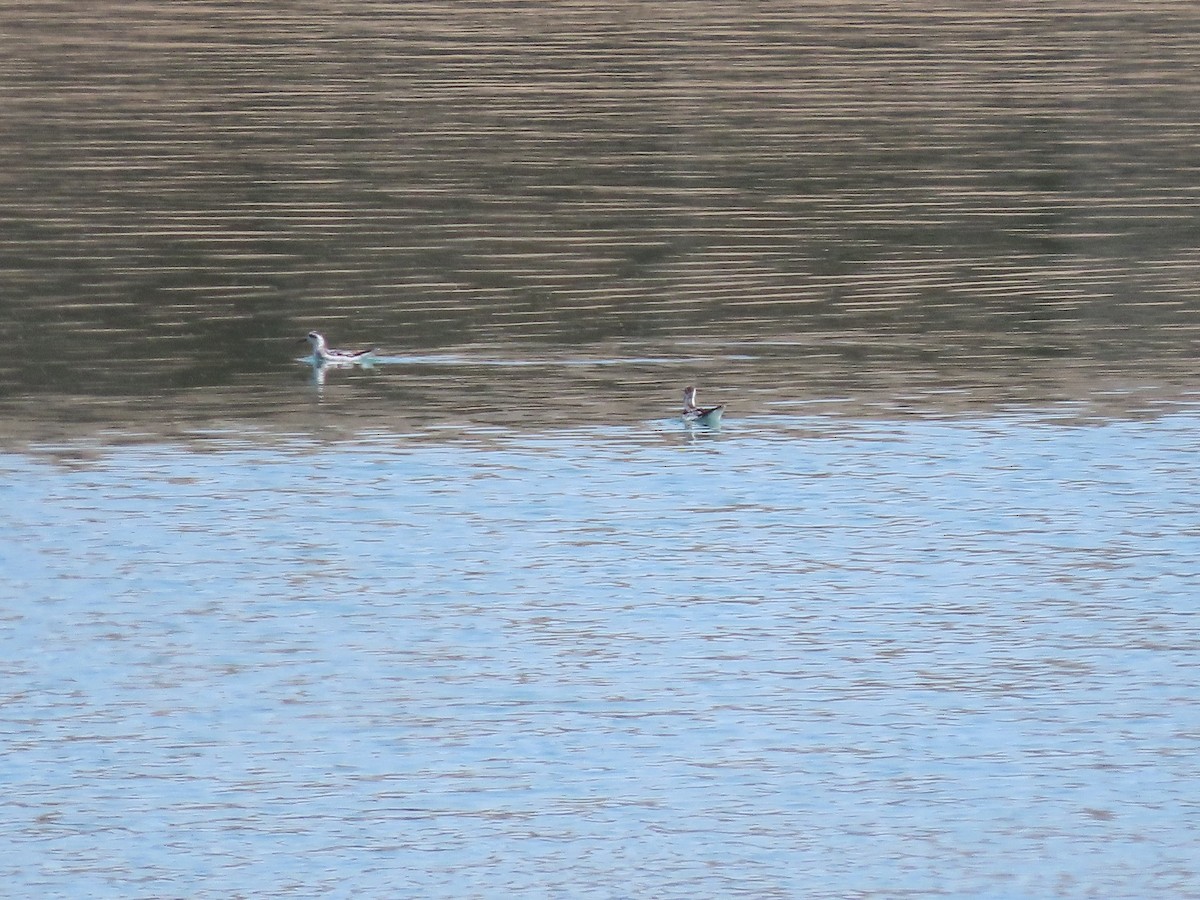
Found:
300,331 -> 376,365
682,385 -> 724,424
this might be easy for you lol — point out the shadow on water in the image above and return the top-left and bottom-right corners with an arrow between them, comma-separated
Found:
3,330 -> 1199,453
2,1 -> 1200,447
4,8 -> 1200,897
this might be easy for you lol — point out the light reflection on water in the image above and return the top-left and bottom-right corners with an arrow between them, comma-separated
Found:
3,411 -> 1198,897
4,0 -> 1200,894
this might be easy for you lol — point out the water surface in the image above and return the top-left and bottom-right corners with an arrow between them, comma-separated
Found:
4,411 -> 1200,897
2,2 -> 1200,897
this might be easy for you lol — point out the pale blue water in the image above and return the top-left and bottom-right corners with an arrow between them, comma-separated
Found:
5,1 -> 1200,895
3,408 -> 1198,898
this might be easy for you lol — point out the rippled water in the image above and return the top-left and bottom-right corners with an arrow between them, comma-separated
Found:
4,0 -> 1200,405
3,1 -> 1200,897
5,412 -> 1200,897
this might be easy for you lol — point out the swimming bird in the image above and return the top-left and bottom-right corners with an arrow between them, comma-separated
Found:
682,385 -> 724,424
300,331 -> 376,365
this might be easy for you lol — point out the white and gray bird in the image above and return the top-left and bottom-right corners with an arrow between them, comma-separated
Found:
300,331 -> 376,365
682,385 -> 724,424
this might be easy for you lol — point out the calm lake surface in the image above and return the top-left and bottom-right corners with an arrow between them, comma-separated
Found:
2,2 -> 1200,897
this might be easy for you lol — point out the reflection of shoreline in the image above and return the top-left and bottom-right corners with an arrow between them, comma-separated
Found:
2,340 -> 1198,457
